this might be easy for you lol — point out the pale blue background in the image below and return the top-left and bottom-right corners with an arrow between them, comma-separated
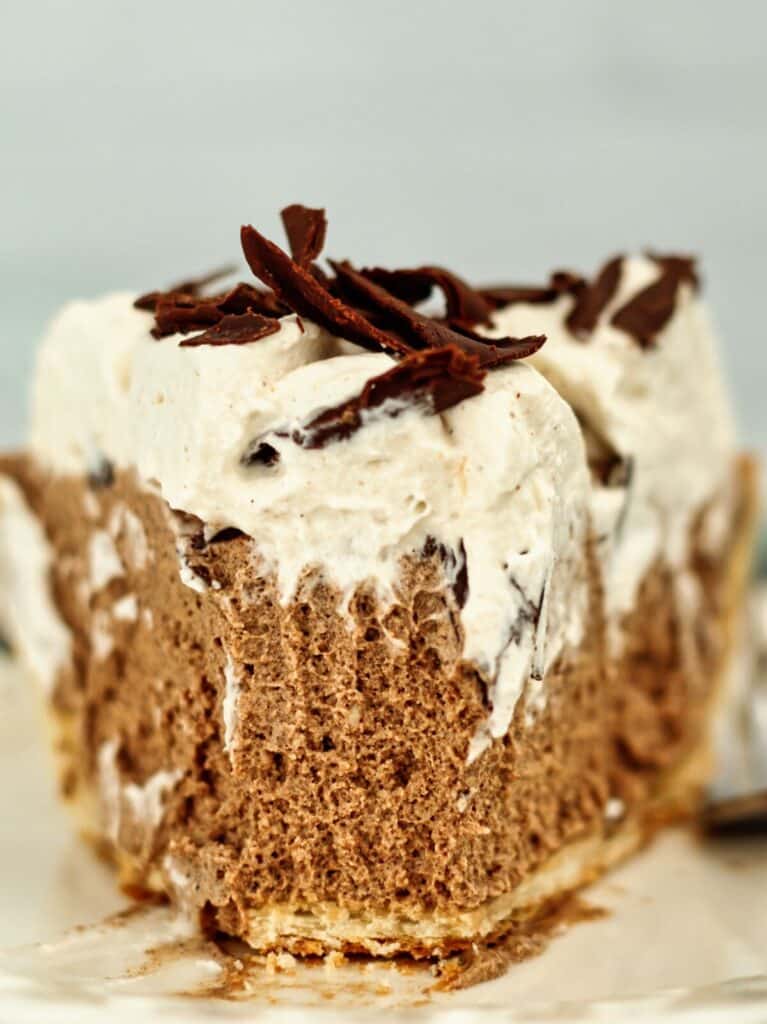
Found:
2,0 -> 766,456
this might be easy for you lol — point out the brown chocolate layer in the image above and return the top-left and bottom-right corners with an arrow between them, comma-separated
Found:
0,454 -> 757,946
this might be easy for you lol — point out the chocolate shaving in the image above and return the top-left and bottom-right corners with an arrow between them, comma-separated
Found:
482,253 -> 697,348
280,204 -> 327,267
480,271 -> 585,310
150,295 -> 222,337
208,527 -> 247,544
566,256 -> 623,337
611,254 -> 698,348
139,208 -> 549,422
359,265 -> 492,324
508,577 -> 545,638
647,252 -> 699,290
481,258 -> 623,339
242,441 -> 281,468
133,265 -> 236,312
447,321 -> 547,365
214,282 -> 286,317
179,313 -> 280,347
422,537 -> 469,608
590,451 -> 634,488
136,271 -> 286,340
357,267 -> 433,306
289,345 -> 486,449
241,221 -> 546,369
454,540 -> 469,608
330,260 -> 545,368
87,455 -> 114,490
241,224 -> 412,357
147,283 -> 286,339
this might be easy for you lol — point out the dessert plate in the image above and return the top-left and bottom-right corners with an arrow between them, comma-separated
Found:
0,654 -> 765,1024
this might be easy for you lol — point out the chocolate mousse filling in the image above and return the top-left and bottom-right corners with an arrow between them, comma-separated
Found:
0,452 -> 758,953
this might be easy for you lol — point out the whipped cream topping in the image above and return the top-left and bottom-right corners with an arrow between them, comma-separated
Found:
30,294 -> 590,751
485,256 -> 737,618
0,475 -> 72,693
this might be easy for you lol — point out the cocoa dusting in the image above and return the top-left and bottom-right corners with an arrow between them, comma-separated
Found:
432,895 -> 607,992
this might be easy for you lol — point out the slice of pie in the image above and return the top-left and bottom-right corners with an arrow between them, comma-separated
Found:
0,206 -> 757,962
